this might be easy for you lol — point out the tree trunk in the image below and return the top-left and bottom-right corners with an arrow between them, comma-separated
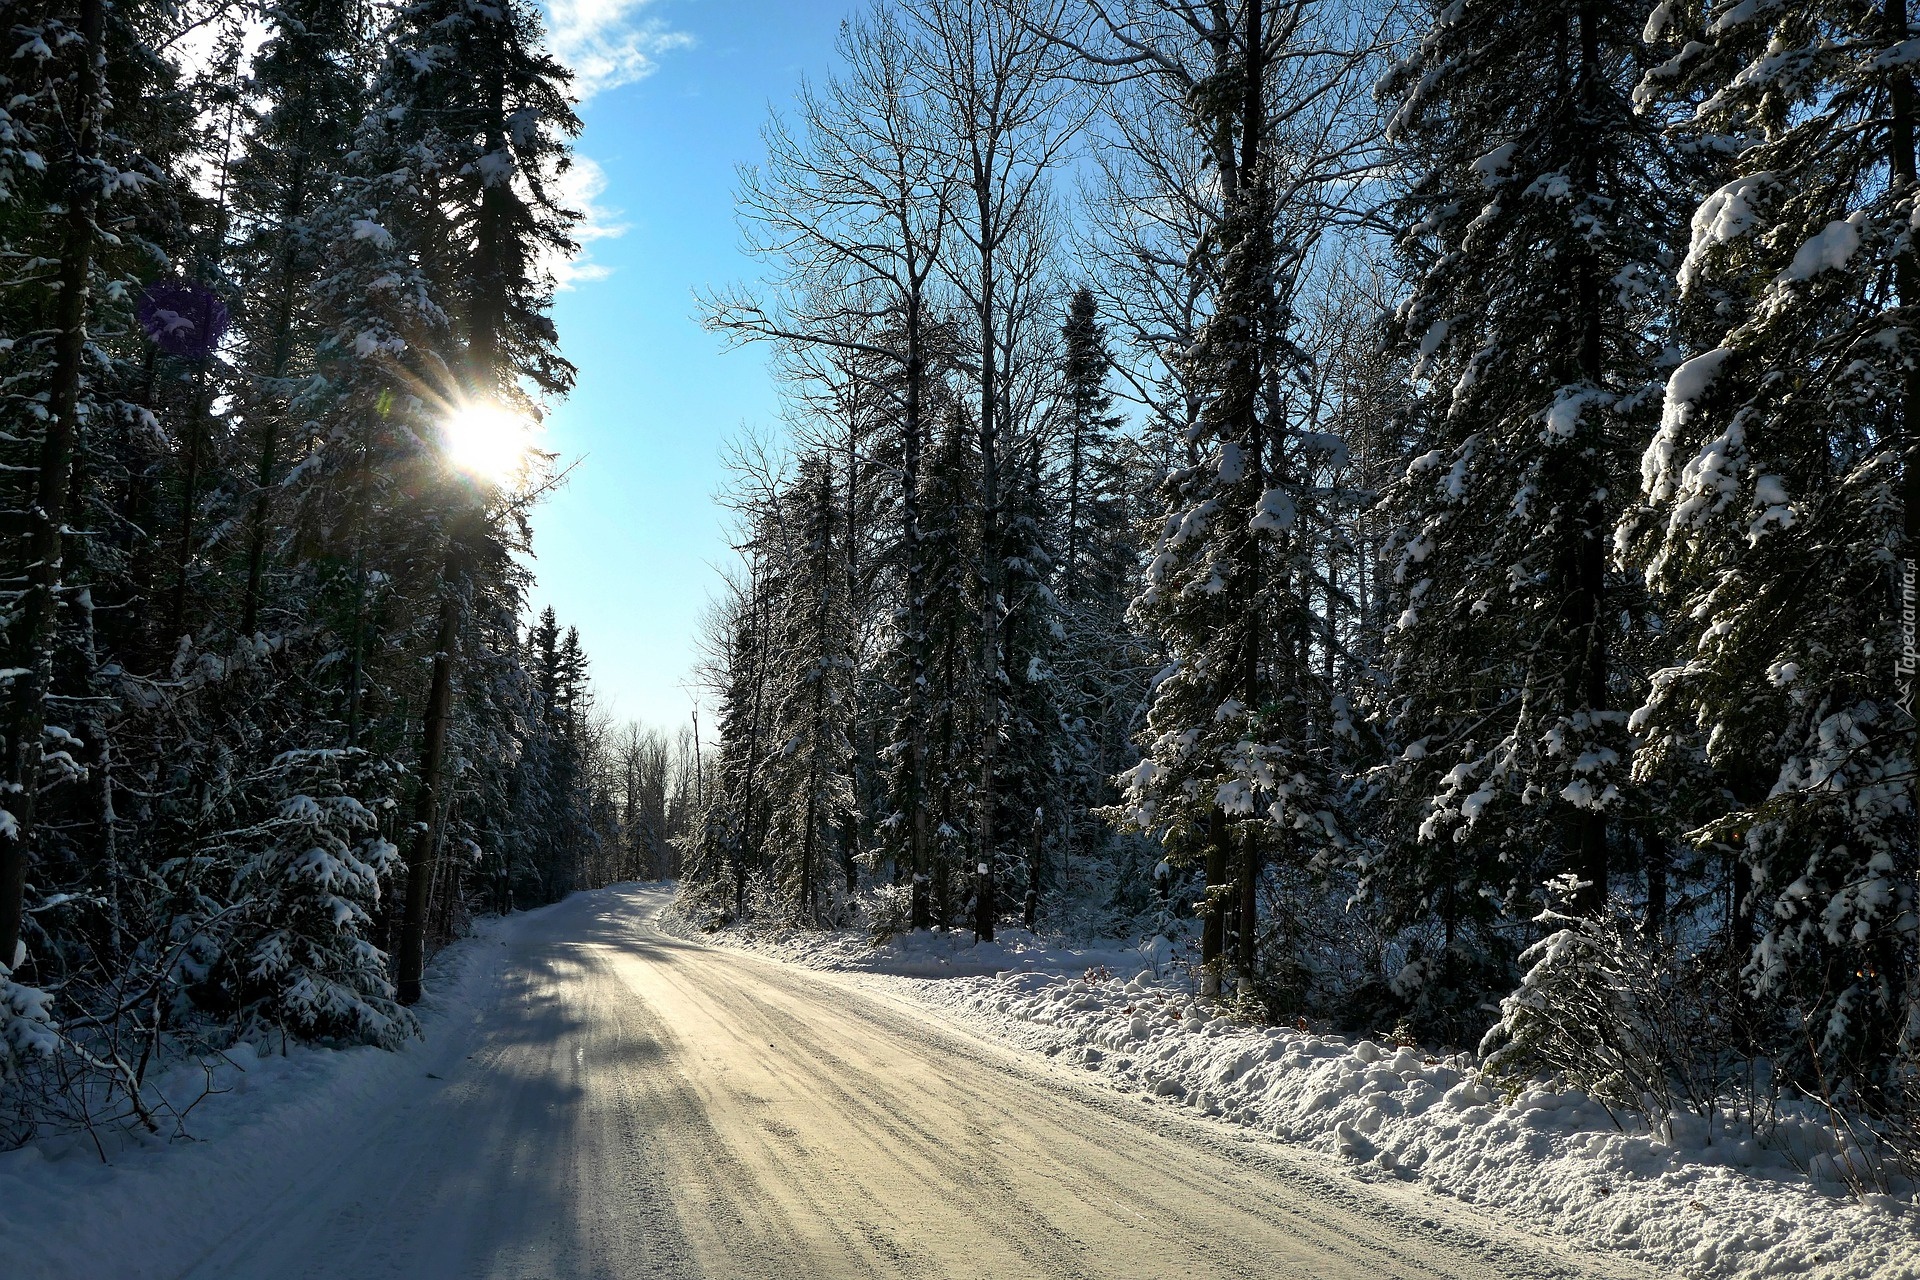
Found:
905,308 -> 932,930
1202,806 -> 1228,996
1023,808 -> 1041,930
802,767 -> 817,924
0,0 -> 104,975
844,405 -> 867,871
396,586 -> 460,1005
1569,0 -> 1610,914
469,61 -> 510,384
937,628 -> 958,931
743,558 -> 768,910
1887,0 -> 1920,997
975,227 -> 1000,946
342,444 -> 374,748
1229,0 -> 1267,995
1236,822 -> 1260,992
168,370 -> 211,641
1642,822 -> 1668,938
242,160 -> 309,636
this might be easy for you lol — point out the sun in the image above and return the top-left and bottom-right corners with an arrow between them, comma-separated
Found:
441,402 -> 533,486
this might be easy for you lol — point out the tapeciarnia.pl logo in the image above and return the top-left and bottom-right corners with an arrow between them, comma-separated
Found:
1900,558 -> 1917,686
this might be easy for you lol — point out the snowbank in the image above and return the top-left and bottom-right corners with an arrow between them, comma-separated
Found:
681,913 -> 1919,1280
0,908 -> 519,1280
666,905 -> 1171,980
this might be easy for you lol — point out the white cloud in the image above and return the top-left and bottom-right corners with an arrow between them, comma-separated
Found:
551,156 -> 627,291
544,0 -> 693,100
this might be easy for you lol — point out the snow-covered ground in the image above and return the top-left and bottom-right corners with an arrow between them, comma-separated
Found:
4,883 -> 1621,1280
0,902 -> 527,1279
669,909 -> 1919,1280
9,884 -> 1912,1280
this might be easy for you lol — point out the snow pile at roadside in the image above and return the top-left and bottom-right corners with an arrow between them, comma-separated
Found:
904,966 -> 1917,1280
662,904 -> 1175,980
0,913 -> 512,1280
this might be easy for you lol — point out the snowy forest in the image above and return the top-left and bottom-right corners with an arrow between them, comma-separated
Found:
2,0 -> 1918,1235
684,0 -> 1920,1167
0,0 -> 696,1142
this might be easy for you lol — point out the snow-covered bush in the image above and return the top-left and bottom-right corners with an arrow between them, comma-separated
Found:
1482,877 -> 1752,1130
203,749 -> 412,1048
670,873 -> 738,932
0,966 -> 58,1081
741,869 -> 786,929
863,883 -> 916,943
1485,877 -> 1920,1192
1343,925 -> 1517,1052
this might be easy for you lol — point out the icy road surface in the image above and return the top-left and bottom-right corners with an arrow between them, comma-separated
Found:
79,886 -> 1643,1279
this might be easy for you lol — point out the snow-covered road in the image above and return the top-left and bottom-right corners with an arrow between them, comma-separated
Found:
17,885 -> 1647,1279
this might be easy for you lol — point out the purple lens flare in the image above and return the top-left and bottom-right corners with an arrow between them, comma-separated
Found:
137,280 -> 230,362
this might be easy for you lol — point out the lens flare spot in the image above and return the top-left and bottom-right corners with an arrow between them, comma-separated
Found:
442,403 -> 532,485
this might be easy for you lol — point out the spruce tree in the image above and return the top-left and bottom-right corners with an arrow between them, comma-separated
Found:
1366,0 -> 1685,1028
1053,288 -> 1138,895
765,456 -> 857,923
995,448 -> 1065,929
1624,0 -> 1920,1089
920,406 -> 984,929
227,0 -> 370,638
1112,0 -> 1347,1000
355,0 -> 580,1001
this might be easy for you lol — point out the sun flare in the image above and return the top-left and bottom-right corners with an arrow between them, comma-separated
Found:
441,402 -> 533,486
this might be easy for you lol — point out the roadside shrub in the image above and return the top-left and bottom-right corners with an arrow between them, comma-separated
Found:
863,884 -> 914,943
1480,877 -> 1746,1129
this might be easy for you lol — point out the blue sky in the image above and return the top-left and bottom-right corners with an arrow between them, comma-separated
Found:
527,0 -> 847,735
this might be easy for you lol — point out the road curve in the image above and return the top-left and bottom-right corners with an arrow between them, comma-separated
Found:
163,885 -> 1635,1280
